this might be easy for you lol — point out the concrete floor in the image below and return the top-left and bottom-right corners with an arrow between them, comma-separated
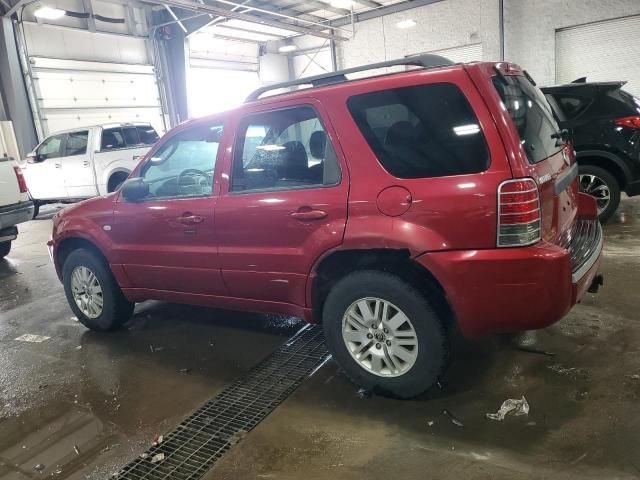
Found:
1,200 -> 640,479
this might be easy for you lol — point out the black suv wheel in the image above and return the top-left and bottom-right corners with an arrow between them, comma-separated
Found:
578,164 -> 620,223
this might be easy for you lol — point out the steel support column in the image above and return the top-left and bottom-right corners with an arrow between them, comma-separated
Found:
0,17 -> 37,157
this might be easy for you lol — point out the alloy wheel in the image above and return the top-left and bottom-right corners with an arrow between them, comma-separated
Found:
70,266 -> 104,319
579,173 -> 610,214
341,297 -> 418,377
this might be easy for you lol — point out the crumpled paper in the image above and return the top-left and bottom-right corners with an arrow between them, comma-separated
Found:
486,396 -> 530,421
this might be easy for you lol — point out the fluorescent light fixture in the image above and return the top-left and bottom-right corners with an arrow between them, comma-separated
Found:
330,0 -> 353,8
453,124 -> 480,136
34,6 -> 66,19
396,19 -> 417,29
278,45 -> 297,53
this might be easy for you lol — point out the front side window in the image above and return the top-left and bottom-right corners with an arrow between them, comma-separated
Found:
231,106 -> 341,192
121,127 -> 140,146
493,75 -> 562,164
37,134 -> 65,161
140,123 -> 223,199
347,83 -> 489,178
65,131 -> 88,156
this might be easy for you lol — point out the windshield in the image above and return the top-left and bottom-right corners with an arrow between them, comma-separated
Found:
493,74 -> 563,164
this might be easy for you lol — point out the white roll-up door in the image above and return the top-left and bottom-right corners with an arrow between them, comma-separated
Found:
556,16 -> 640,96
30,58 -> 165,137
22,22 -> 166,139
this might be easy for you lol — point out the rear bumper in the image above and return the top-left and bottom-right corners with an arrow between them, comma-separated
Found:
416,221 -> 603,337
0,201 -> 34,231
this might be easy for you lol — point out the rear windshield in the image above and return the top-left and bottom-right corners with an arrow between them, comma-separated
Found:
347,83 -> 489,179
493,75 -> 562,164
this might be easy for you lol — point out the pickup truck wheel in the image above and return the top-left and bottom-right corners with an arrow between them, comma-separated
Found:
62,249 -> 134,331
578,165 -> 620,223
322,270 -> 448,399
0,241 -> 11,259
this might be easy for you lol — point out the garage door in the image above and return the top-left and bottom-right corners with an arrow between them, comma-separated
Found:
30,57 -> 165,137
188,35 -> 259,117
556,16 -> 640,96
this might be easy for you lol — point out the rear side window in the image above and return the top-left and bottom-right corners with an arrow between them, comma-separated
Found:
493,75 -> 562,164
101,125 -> 159,150
347,83 -> 489,179
552,94 -> 591,120
231,106 -> 341,192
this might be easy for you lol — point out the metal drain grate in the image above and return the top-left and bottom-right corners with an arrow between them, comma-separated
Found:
115,325 -> 329,480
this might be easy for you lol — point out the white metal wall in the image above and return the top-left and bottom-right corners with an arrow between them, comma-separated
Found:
556,15 -> 640,96
22,22 -> 165,139
422,43 -> 483,64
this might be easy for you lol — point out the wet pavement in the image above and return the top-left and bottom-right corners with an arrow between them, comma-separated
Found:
2,199 -> 640,479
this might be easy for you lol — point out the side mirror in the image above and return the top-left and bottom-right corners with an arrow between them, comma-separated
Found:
121,177 -> 149,202
26,152 -> 37,164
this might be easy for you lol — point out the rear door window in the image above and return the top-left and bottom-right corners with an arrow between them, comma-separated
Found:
347,83 -> 489,178
493,75 -> 562,164
37,134 -> 65,161
65,131 -> 89,156
122,127 -> 140,146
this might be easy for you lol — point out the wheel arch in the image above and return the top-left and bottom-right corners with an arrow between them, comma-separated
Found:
56,236 -> 109,278
107,169 -> 131,192
309,248 -> 456,332
576,150 -> 630,190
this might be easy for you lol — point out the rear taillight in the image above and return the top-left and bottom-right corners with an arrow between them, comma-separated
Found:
13,166 -> 28,193
497,178 -> 541,247
613,116 -> 640,129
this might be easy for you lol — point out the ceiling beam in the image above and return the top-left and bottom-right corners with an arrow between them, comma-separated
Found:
353,0 -> 382,8
209,23 -> 285,38
143,0 -> 347,40
276,0 -> 349,16
82,0 -> 97,32
329,0 -> 443,27
247,0 -> 327,24
164,5 -> 188,32
4,0 -> 30,17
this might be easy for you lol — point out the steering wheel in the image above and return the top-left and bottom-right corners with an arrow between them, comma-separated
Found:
177,169 -> 208,195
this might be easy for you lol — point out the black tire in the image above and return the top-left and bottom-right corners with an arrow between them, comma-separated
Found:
578,164 -> 620,223
322,270 -> 448,399
62,249 -> 134,331
0,241 -> 11,259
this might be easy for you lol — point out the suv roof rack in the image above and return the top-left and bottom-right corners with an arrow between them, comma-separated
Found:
245,54 -> 453,102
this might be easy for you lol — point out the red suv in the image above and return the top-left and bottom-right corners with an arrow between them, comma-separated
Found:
49,56 -> 603,398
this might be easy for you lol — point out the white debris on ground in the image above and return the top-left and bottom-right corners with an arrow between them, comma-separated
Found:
486,396 -> 530,421
150,453 -> 165,464
15,334 -> 51,343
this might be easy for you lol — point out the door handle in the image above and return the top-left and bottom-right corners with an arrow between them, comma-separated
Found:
290,208 -> 328,220
177,214 -> 205,225
83,160 -> 90,167
54,163 -> 62,168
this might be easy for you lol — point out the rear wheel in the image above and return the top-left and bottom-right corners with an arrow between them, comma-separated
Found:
578,165 -> 620,223
62,249 -> 134,331
322,270 -> 448,399
0,241 -> 11,259
108,172 -> 129,193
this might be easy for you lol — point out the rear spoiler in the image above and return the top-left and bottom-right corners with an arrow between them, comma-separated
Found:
541,80 -> 627,94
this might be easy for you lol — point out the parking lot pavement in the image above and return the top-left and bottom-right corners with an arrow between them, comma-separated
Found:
2,199 -> 640,479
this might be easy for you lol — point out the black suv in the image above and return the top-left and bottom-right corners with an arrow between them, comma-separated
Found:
542,80 -> 640,222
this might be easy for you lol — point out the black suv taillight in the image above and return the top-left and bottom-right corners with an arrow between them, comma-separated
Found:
497,178 -> 541,247
13,166 -> 28,193
613,116 -> 640,129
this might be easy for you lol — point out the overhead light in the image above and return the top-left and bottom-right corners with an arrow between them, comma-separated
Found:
330,0 -> 353,8
34,6 -> 66,20
278,45 -> 297,53
396,19 -> 417,29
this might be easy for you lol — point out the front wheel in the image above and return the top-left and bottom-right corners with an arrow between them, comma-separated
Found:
578,165 -> 620,223
62,249 -> 134,331
322,271 -> 448,399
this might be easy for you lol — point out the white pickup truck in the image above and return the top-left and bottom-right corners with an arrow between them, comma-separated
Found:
21,123 -> 159,212
0,156 -> 34,258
